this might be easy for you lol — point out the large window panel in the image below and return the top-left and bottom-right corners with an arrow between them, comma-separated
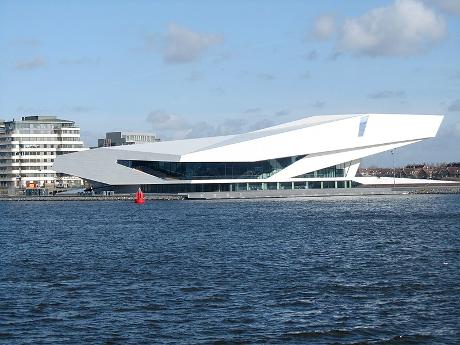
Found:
118,155 -> 305,180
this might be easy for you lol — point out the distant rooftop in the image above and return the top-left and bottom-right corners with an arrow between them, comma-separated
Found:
20,116 -> 74,123
107,131 -> 157,136
98,130 -> 159,147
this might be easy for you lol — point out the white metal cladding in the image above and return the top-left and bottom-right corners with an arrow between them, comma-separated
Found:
53,114 -> 444,185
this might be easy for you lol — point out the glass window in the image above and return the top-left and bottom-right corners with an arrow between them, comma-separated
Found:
236,183 -> 248,191
279,182 -> 292,190
248,183 -> 262,190
295,165 -> 345,178
117,155 -> 305,180
308,181 -> 322,189
267,182 -> 277,190
294,182 -> 307,189
323,181 -> 335,188
336,181 -> 345,188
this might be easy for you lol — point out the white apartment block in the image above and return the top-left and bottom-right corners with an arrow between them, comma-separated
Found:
0,116 -> 87,191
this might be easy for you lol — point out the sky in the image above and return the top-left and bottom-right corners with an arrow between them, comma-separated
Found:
0,0 -> 459,167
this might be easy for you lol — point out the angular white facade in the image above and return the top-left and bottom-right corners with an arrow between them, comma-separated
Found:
53,114 -> 444,192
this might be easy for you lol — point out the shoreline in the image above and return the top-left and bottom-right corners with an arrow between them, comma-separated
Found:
1,186 -> 459,201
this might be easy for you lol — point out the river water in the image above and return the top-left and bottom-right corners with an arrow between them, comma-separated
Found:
1,195 -> 459,344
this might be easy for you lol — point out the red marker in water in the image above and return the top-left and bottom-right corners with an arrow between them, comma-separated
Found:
134,187 -> 145,204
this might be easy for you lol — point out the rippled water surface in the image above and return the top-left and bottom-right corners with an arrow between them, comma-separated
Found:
1,195 -> 459,344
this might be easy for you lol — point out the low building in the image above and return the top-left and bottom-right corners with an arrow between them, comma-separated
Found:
358,163 -> 460,181
0,116 -> 87,192
98,131 -> 159,147
53,113 -> 449,194
447,166 -> 460,179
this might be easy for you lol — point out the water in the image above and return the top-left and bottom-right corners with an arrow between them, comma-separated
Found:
0,195 -> 459,344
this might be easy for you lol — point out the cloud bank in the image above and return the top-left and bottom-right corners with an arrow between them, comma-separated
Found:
425,0 -> 460,14
338,0 -> 446,56
163,24 -> 223,64
146,110 -> 274,140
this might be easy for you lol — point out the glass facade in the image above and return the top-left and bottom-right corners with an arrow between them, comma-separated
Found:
141,180 -> 355,193
295,164 -> 345,178
118,158 -> 357,194
118,155 -> 305,180
322,181 -> 336,188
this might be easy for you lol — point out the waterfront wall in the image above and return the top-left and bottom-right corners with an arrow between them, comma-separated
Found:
1,186 -> 459,201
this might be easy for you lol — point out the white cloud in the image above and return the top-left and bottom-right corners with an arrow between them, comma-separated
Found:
299,70 -> 311,79
15,57 -> 45,70
210,87 -> 225,96
146,110 -> 275,140
275,110 -> 290,117
327,51 -> 342,61
12,38 -> 41,48
313,15 -> 336,40
257,73 -> 276,81
76,106 -> 96,113
244,108 -> 261,114
143,33 -> 156,51
455,121 -> 460,134
248,119 -> 274,131
448,99 -> 460,112
80,130 -> 101,148
215,118 -> 246,135
302,50 -> 318,61
59,57 -> 100,65
425,0 -> 460,15
338,0 -> 446,56
163,24 -> 223,64
16,105 -> 47,113
185,71 -> 204,82
368,90 -> 406,99
146,110 -> 191,139
310,101 -> 325,108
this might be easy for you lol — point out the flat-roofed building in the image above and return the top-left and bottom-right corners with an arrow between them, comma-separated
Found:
0,116 -> 88,192
98,131 -> 159,147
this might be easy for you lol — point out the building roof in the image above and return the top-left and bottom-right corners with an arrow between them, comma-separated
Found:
4,115 -> 76,123
53,113 -> 444,186
106,131 -> 157,136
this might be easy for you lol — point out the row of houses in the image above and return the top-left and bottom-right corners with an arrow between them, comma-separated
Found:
358,163 -> 460,181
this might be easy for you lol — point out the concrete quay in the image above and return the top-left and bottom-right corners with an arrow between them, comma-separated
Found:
182,187 -> 399,200
0,185 -> 458,201
0,194 -> 185,202
182,185 -> 460,200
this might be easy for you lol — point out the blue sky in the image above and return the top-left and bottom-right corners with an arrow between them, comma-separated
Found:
0,0 -> 459,166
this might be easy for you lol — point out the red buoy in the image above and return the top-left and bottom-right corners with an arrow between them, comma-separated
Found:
134,188 -> 145,204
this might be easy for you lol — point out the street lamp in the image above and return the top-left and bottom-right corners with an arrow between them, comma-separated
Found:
15,174 -> 21,192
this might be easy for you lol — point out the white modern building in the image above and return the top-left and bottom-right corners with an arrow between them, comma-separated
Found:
98,131 -> 159,147
53,114 -> 446,193
0,116 -> 87,191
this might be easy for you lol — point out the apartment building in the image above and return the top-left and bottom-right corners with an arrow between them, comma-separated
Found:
0,116 -> 87,191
